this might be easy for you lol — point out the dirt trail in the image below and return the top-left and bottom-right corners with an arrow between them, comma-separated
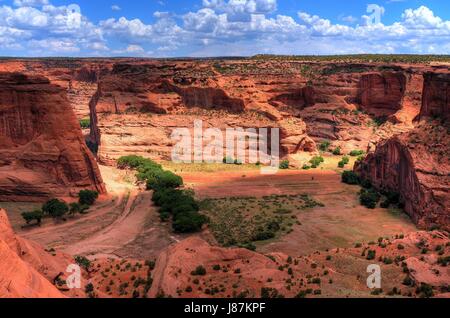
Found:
63,190 -> 152,258
18,165 -> 178,260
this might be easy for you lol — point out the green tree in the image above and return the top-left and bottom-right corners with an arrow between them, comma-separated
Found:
42,199 -> 69,219
21,210 -> 44,226
78,190 -> 99,206
341,171 -> 360,185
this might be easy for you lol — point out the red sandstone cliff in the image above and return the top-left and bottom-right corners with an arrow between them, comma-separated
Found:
0,73 -> 106,201
420,72 -> 450,121
0,209 -> 68,298
357,72 -> 449,231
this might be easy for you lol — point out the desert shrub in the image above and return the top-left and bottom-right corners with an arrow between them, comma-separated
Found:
332,147 -> 341,155
295,290 -> 307,298
437,256 -> 450,267
349,150 -> 365,157
403,275 -> 414,286
309,156 -> 324,168
338,161 -> 345,168
416,283 -> 434,298
78,190 -> 99,206
356,155 -> 365,162
223,156 -> 234,164
279,160 -> 290,170
366,250 -> 376,260
261,287 -> 280,298
21,210 -> 44,226
341,156 -> 350,164
79,118 -> 91,129
341,171 -> 360,185
191,265 -> 206,276
319,141 -> 331,152
85,283 -> 94,293
75,255 -> 91,270
42,199 -> 69,219
302,164 -> 311,170
359,188 -> 381,209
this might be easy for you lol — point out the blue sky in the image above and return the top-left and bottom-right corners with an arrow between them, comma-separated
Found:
1,0 -> 449,57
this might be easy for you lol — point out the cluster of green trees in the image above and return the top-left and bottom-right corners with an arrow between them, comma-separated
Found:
118,155 -> 207,233
341,171 -> 402,210
21,190 -> 99,226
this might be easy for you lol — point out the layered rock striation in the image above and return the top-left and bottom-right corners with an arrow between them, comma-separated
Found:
0,72 -> 106,201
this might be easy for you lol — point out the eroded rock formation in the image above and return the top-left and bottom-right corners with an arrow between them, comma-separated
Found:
357,72 -> 449,230
0,209 -> 67,298
358,72 -> 406,116
0,72 -> 106,201
420,72 -> 450,120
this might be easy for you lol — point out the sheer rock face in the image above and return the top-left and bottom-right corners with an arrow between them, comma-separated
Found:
420,72 -> 450,120
88,62 -> 317,164
0,209 -> 67,298
357,72 -> 407,116
0,72 -> 106,201
357,71 -> 449,231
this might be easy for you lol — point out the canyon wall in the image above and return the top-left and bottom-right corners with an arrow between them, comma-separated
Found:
358,71 -> 406,116
420,72 -> 450,120
88,62 -> 319,164
357,72 -> 449,231
0,72 -> 106,201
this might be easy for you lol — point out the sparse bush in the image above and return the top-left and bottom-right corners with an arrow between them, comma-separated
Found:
366,250 -> 376,260
319,141 -> 331,152
75,256 -> 91,270
79,118 -> 90,129
349,150 -> 365,157
332,147 -> 341,156
191,266 -> 207,276
309,156 -> 324,168
416,283 -> 434,298
279,160 -> 289,170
